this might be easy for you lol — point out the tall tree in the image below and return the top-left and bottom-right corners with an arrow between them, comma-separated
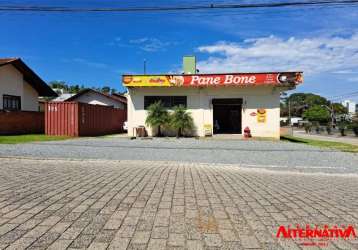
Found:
283,93 -> 330,117
303,105 -> 330,124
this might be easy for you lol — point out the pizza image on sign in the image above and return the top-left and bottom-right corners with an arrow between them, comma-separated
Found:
257,109 -> 267,123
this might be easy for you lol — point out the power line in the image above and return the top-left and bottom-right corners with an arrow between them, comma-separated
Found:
0,0 -> 358,12
327,91 -> 358,101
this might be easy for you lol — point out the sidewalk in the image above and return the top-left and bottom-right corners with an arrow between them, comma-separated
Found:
293,130 -> 358,146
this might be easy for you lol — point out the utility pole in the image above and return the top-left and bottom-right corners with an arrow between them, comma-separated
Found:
322,104 -> 335,128
288,99 -> 291,126
143,59 -> 146,75
330,103 -> 335,128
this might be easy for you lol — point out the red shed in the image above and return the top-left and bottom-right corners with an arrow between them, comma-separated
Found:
45,102 -> 126,136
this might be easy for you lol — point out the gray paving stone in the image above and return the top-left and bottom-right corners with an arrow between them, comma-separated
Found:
22,225 -> 49,239
203,234 -> 222,247
59,227 -> 82,240
147,238 -> 166,250
132,231 -> 151,244
69,234 -> 94,248
0,229 -> 27,245
187,240 -> 203,250
94,230 -> 116,243
87,242 -> 109,250
168,233 -> 185,247
108,237 -> 130,250
31,232 -> 60,247
5,237 -> 36,250
239,235 -> 261,249
47,239 -> 73,250
0,158 -> 357,249
151,226 -> 169,239
219,229 -> 238,242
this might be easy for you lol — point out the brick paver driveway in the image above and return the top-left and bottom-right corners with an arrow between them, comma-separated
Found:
0,158 -> 357,250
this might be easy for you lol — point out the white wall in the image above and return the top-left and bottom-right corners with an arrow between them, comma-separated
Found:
74,92 -> 125,109
0,64 -> 39,111
127,86 -> 282,139
23,80 -> 39,111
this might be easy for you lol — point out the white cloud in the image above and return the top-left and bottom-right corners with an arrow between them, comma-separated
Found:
65,58 -> 108,69
333,70 -> 356,74
129,37 -> 171,52
197,34 -> 358,74
348,76 -> 358,82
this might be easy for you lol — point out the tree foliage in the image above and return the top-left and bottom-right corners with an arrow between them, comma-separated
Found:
145,101 -> 170,137
101,86 -> 111,94
303,105 -> 330,123
49,81 -> 118,95
282,93 -> 329,117
281,92 -> 348,118
170,105 -> 194,137
331,103 -> 348,114
49,81 -> 85,94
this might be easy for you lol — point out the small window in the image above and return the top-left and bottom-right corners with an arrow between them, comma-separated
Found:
3,95 -> 21,111
144,96 -> 187,109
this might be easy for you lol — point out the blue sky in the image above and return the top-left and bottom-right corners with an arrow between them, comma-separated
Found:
1,0 -> 358,101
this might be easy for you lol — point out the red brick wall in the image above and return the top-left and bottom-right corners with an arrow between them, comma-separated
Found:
0,111 -> 44,135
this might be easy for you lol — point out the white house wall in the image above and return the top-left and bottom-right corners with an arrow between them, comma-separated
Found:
127,86 -> 281,139
74,92 -> 125,109
23,80 -> 39,111
0,64 -> 39,111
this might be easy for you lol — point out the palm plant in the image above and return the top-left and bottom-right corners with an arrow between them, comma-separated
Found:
170,105 -> 194,138
145,101 -> 169,137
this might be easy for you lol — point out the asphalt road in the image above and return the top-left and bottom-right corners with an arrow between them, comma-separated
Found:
0,137 -> 357,174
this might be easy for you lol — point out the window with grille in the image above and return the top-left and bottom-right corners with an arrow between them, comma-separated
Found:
3,95 -> 21,111
144,96 -> 187,109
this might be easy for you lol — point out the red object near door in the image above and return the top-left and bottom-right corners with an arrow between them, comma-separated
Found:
243,126 -> 252,138
45,102 -> 127,136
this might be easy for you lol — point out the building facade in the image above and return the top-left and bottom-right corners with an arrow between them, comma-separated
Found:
124,72 -> 303,139
342,100 -> 356,114
65,89 -> 127,109
0,58 -> 56,111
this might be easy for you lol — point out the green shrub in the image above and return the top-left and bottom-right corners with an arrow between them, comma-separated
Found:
145,101 -> 170,137
304,122 -> 312,134
348,122 -> 358,137
326,125 -> 332,135
338,122 -> 347,136
170,105 -> 194,138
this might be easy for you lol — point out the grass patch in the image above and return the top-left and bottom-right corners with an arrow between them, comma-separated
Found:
0,134 -> 70,144
281,135 -> 358,153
